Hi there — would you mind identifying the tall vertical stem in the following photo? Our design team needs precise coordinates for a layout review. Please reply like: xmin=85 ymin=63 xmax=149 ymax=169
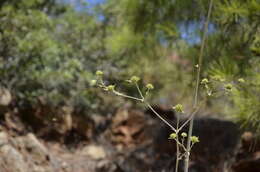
xmin=175 ymin=114 xmax=180 ymax=172
xmin=184 ymin=0 xmax=214 ymax=172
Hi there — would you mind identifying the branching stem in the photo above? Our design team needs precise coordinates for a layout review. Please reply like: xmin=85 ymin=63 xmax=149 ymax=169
xmin=112 ymin=83 xmax=177 ymax=132
xmin=146 ymin=103 xmax=177 ymax=132
xmin=135 ymin=83 xmax=144 ymax=100
xmin=113 ymin=91 xmax=144 ymax=101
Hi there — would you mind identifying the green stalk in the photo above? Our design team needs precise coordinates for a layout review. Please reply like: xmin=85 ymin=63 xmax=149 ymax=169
xmin=184 ymin=0 xmax=214 ymax=172
xmin=175 ymin=113 xmax=180 ymax=172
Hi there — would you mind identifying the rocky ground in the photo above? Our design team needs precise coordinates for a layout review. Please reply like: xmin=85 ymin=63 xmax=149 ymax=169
xmin=0 ymin=106 xmax=260 ymax=172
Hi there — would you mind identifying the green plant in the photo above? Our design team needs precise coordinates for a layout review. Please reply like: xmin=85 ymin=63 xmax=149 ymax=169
xmin=94 ymin=73 xmax=200 ymax=172
xmin=93 ymin=70 xmax=236 ymax=172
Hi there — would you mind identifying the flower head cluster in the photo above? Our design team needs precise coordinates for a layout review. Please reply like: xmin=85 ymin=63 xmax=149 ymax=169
xmin=106 ymin=85 xmax=115 ymax=91
xmin=146 ymin=83 xmax=154 ymax=90
xmin=90 ymin=79 xmax=97 ymax=86
xmin=172 ymin=104 xmax=184 ymax=113
xmin=181 ymin=132 xmax=187 ymax=138
xmin=130 ymin=76 xmax=140 ymax=83
xmin=169 ymin=133 xmax=177 ymax=139
xmin=190 ymin=136 xmax=199 ymax=143
xmin=201 ymin=78 xmax=209 ymax=85
xmin=96 ymin=70 xmax=103 ymax=76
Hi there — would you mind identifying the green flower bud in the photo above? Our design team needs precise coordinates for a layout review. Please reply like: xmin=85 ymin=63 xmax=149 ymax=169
xmin=107 ymin=85 xmax=115 ymax=91
xmin=190 ymin=136 xmax=199 ymax=143
xmin=201 ymin=78 xmax=209 ymax=85
xmin=90 ymin=80 xmax=97 ymax=86
xmin=172 ymin=104 xmax=184 ymax=113
xmin=181 ymin=132 xmax=187 ymax=138
xmin=96 ymin=70 xmax=103 ymax=76
xmin=146 ymin=83 xmax=154 ymax=90
xmin=169 ymin=133 xmax=177 ymax=139
xmin=130 ymin=76 xmax=140 ymax=83
xmin=238 ymin=78 xmax=245 ymax=83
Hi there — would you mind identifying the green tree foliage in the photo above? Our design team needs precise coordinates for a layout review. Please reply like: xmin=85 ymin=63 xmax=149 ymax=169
xmin=0 ymin=0 xmax=104 ymax=110
xmin=207 ymin=0 xmax=260 ymax=135
xmin=231 ymin=58 xmax=260 ymax=136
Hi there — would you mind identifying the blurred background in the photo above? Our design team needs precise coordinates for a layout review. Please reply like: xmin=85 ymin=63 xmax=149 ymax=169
xmin=1 ymin=0 xmax=259 ymax=133
xmin=0 ymin=0 xmax=259 ymax=172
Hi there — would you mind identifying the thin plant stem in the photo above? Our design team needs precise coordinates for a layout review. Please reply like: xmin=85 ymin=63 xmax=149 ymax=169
xmin=112 ymin=84 xmax=177 ymax=132
xmin=184 ymin=0 xmax=214 ymax=172
xmin=178 ymin=106 xmax=201 ymax=132
xmin=175 ymin=113 xmax=180 ymax=172
xmin=113 ymin=90 xmax=144 ymax=101
xmin=179 ymin=152 xmax=187 ymax=160
xmin=134 ymin=83 xmax=177 ymax=132
xmin=135 ymin=83 xmax=144 ymax=100
xmin=146 ymin=103 xmax=177 ymax=132
xmin=175 ymin=138 xmax=187 ymax=152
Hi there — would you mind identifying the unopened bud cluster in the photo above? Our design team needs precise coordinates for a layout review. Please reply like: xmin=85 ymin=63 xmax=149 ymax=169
xmin=190 ymin=136 xmax=199 ymax=143
xmin=169 ymin=133 xmax=177 ymax=139
xmin=96 ymin=70 xmax=103 ymax=76
xmin=130 ymin=76 xmax=140 ymax=83
xmin=181 ymin=132 xmax=187 ymax=138
xmin=172 ymin=104 xmax=184 ymax=113
xmin=169 ymin=132 xmax=199 ymax=143
xmin=107 ymin=85 xmax=115 ymax=91
xmin=201 ymin=78 xmax=209 ymax=85
xmin=146 ymin=83 xmax=154 ymax=90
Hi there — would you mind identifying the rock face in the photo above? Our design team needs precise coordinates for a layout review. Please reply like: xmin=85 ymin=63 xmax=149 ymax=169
xmin=0 ymin=87 xmax=11 ymax=106
xmin=108 ymin=108 xmax=152 ymax=149
xmin=80 ymin=145 xmax=107 ymax=160
xmin=0 ymin=132 xmax=53 ymax=172
xmin=19 ymin=105 xmax=95 ymax=144
xmin=232 ymin=132 xmax=260 ymax=172
xmin=0 ymin=106 xmax=259 ymax=172
xmin=0 ymin=144 xmax=28 ymax=172
xmin=0 ymin=87 xmax=12 ymax=116
xmin=0 ymin=131 xmax=109 ymax=172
